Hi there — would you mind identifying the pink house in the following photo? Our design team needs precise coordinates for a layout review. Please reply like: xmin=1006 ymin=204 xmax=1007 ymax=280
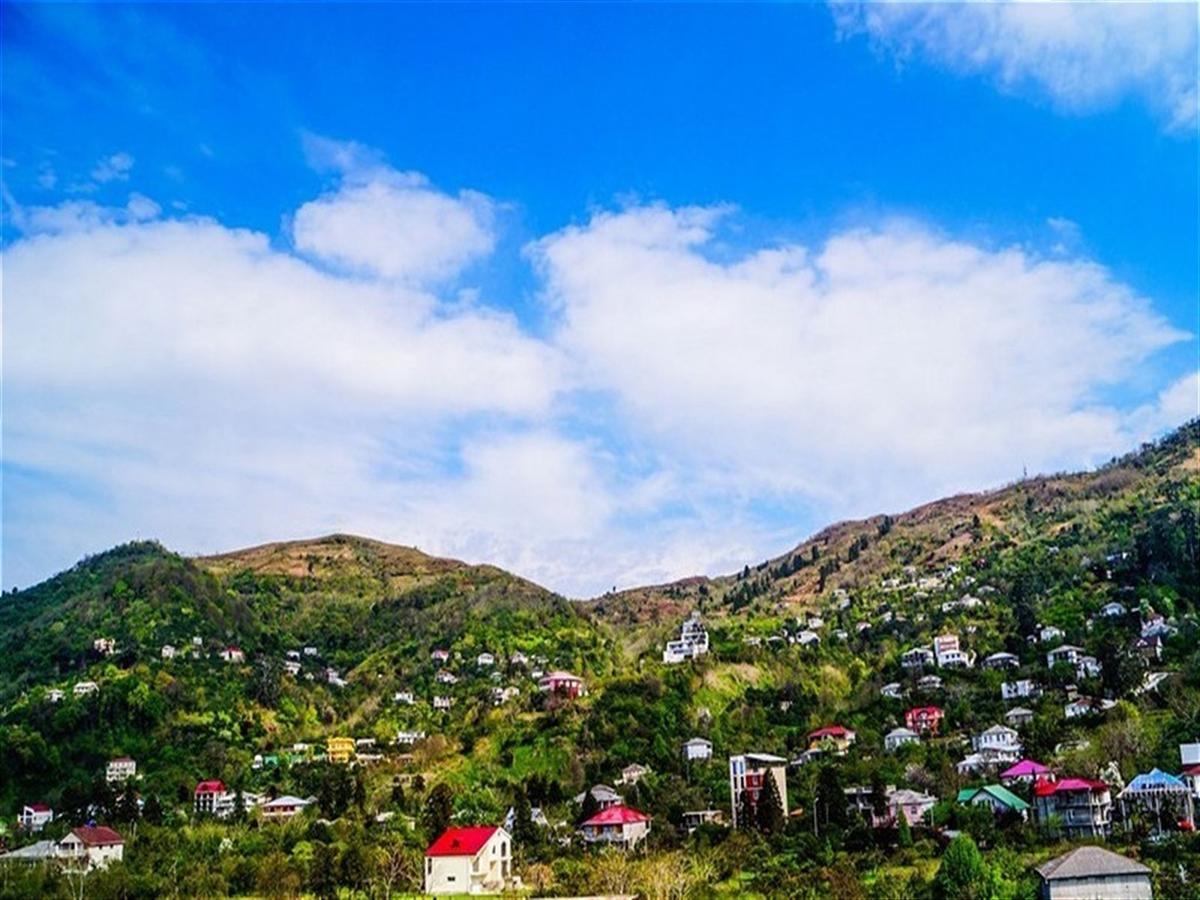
xmin=1001 ymin=759 xmax=1054 ymax=786
xmin=904 ymin=706 xmax=945 ymax=735
xmin=538 ymin=671 xmax=586 ymax=698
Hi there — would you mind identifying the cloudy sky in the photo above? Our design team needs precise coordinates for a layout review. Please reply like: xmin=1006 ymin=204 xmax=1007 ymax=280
xmin=2 ymin=3 xmax=1197 ymax=596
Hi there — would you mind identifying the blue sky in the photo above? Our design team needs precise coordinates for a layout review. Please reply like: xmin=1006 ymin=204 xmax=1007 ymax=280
xmin=2 ymin=2 xmax=1198 ymax=595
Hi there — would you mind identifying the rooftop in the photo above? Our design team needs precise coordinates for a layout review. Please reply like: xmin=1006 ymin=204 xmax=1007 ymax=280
xmin=426 ymin=826 xmax=500 ymax=858
xmin=1036 ymin=846 xmax=1149 ymax=881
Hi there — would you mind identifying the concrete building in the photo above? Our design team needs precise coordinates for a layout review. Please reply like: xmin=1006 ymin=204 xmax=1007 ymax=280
xmin=1035 ymin=846 xmax=1151 ymax=900
xmin=728 ymin=753 xmax=788 ymax=828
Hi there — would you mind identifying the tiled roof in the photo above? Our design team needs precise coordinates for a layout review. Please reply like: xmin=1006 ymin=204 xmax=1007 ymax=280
xmin=71 ymin=826 xmax=124 ymax=846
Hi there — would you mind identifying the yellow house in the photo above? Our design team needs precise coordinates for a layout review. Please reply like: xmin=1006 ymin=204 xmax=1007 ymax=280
xmin=326 ymin=737 xmax=356 ymax=764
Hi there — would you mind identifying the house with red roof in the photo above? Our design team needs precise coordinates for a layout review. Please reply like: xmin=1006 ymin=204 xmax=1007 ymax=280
xmin=18 ymin=804 xmax=53 ymax=832
xmin=807 ymin=725 xmax=857 ymax=755
xmin=58 ymin=826 xmax=125 ymax=871
xmin=424 ymin=825 xmax=511 ymax=895
xmin=194 ymin=779 xmax=229 ymax=816
xmin=579 ymin=804 xmax=652 ymax=849
xmin=1034 ymin=777 xmax=1113 ymax=837
xmin=538 ymin=671 xmax=586 ymax=699
xmin=904 ymin=706 xmax=944 ymax=735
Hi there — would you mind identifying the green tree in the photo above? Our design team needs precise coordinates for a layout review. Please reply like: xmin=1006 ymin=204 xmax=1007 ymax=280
xmin=756 ymin=773 xmax=785 ymax=835
xmin=932 ymin=834 xmax=987 ymax=899
xmin=310 ymin=842 xmax=339 ymax=900
xmin=512 ymin=784 xmax=537 ymax=849
xmin=423 ymin=782 xmax=454 ymax=838
xmin=896 ymin=811 xmax=912 ymax=848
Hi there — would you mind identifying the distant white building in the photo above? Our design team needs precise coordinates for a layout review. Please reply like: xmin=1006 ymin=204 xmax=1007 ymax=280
xmin=160 ymin=644 xmax=177 ymax=660
xmin=477 ymin=652 xmax=495 ymax=668
xmin=73 ymin=681 xmax=99 ymax=697
xmin=683 ymin=738 xmax=713 ymax=762
xmin=982 ymin=652 xmax=1019 ymax=670
xmin=901 ymin=647 xmax=935 ymax=670
xmin=795 ymin=630 xmax=820 ymax=647
xmin=1047 ymin=645 xmax=1083 ymax=668
xmin=1039 ymin=625 xmax=1064 ymax=643
xmin=106 ymin=757 xmax=137 ymax=784
xmin=394 ymin=691 xmax=415 ymax=705
xmin=47 ymin=689 xmax=64 ymax=703
xmin=1065 ymin=697 xmax=1116 ymax=719
xmin=663 ymin=612 xmax=710 ymax=664
xmin=880 ymin=682 xmax=904 ymax=699
xmin=1001 ymin=679 xmax=1038 ymax=700
xmin=396 ymin=730 xmax=427 ymax=744
xmin=93 ymin=638 xmax=116 ymax=656
xmin=884 ymin=727 xmax=920 ymax=752
xmin=434 ymin=696 xmax=453 ymax=711
xmin=973 ymin=725 xmax=1022 ymax=760
xmin=1099 ymin=602 xmax=1127 ymax=618
xmin=18 ymin=805 xmax=53 ymax=831
xmin=220 ymin=646 xmax=245 ymax=663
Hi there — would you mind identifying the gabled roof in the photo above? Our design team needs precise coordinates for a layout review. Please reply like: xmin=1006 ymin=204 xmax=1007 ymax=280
xmin=1036 ymin=846 xmax=1149 ymax=881
xmin=426 ymin=826 xmax=500 ymax=857
xmin=70 ymin=826 xmax=124 ymax=846
xmin=1120 ymin=768 xmax=1189 ymax=796
xmin=906 ymin=706 xmax=943 ymax=716
xmin=809 ymin=725 xmax=854 ymax=739
xmin=1001 ymin=759 xmax=1050 ymax=778
xmin=957 ymin=784 xmax=1030 ymax=811
xmin=581 ymin=804 xmax=651 ymax=826
xmin=24 ymin=803 xmax=52 ymax=812
xmin=263 ymin=795 xmax=311 ymax=808
xmin=195 ymin=780 xmax=226 ymax=794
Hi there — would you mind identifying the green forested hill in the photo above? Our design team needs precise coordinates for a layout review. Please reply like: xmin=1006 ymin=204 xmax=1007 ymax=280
xmin=1 ymin=425 xmax=1198 ymax=899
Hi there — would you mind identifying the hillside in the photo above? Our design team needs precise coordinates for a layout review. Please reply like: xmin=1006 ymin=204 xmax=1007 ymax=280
xmin=588 ymin=420 xmax=1200 ymax=632
xmin=1 ymin=423 xmax=1197 ymax=898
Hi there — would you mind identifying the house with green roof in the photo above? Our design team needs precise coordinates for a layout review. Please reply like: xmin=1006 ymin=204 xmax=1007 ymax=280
xmin=957 ymin=784 xmax=1030 ymax=819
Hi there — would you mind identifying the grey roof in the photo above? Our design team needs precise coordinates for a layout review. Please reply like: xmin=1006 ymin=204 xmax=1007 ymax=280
xmin=1036 ymin=846 xmax=1150 ymax=881
xmin=0 ymin=840 xmax=57 ymax=861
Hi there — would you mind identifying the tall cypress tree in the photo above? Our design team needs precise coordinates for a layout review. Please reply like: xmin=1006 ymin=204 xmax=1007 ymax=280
xmin=756 ymin=774 xmax=785 ymax=835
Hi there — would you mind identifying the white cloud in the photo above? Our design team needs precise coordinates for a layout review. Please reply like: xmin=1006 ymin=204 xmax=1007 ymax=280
xmin=292 ymin=146 xmax=496 ymax=284
xmin=833 ymin=1 xmax=1199 ymax=132
xmin=91 ymin=151 xmax=135 ymax=183
xmin=531 ymin=205 xmax=1189 ymax=517
xmin=2 ymin=170 xmax=1194 ymax=597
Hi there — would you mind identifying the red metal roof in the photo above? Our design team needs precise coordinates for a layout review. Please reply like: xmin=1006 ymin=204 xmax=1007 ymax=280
xmin=194 ymin=780 xmax=226 ymax=794
xmin=71 ymin=826 xmax=124 ymax=846
xmin=809 ymin=725 xmax=853 ymax=739
xmin=1035 ymin=777 xmax=1107 ymax=797
xmin=581 ymin=804 xmax=651 ymax=826
xmin=425 ymin=826 xmax=499 ymax=857
xmin=906 ymin=706 xmax=943 ymax=717
xmin=26 ymin=803 xmax=51 ymax=812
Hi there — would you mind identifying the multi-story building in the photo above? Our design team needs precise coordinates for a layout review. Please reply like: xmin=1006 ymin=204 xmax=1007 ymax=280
xmin=1034 ymin=778 xmax=1113 ymax=837
xmin=326 ymin=736 xmax=356 ymax=764
xmin=728 ymin=753 xmax=788 ymax=828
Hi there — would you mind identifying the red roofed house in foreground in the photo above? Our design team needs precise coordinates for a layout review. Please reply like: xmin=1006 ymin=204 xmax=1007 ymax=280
xmin=579 ymin=804 xmax=652 ymax=849
xmin=424 ymin=825 xmax=511 ymax=895
xmin=58 ymin=826 xmax=125 ymax=871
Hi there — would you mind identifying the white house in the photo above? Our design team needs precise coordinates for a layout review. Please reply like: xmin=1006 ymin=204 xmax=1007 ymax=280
xmin=1046 ymin=645 xmax=1083 ymax=668
xmin=884 ymin=727 xmax=920 ymax=752
xmin=982 ymin=652 xmax=1019 ymax=670
xmin=73 ymin=681 xmax=99 ymax=697
xmin=1065 ymin=697 xmax=1116 ymax=719
xmin=18 ymin=804 xmax=53 ymax=831
xmin=93 ymin=638 xmax=116 ymax=656
xmin=579 ymin=805 xmax=652 ymax=849
xmin=57 ymin=826 xmax=125 ymax=871
xmin=492 ymin=686 xmax=520 ymax=706
xmin=1001 ymin=679 xmax=1038 ymax=700
xmin=916 ymin=674 xmax=943 ymax=692
xmin=880 ymin=682 xmax=904 ymax=699
xmin=436 ymin=670 xmax=459 ymax=685
xmin=1075 ymin=656 xmax=1102 ymax=679
xmin=973 ymin=725 xmax=1022 ymax=758
xmin=617 ymin=763 xmax=650 ymax=786
xmin=47 ymin=689 xmax=64 ymax=703
xmin=220 ymin=646 xmax=245 ymax=663
xmin=1099 ymin=602 xmax=1127 ymax=618
xmin=477 ymin=653 xmax=495 ymax=667
xmin=1039 ymin=625 xmax=1064 ymax=643
xmin=397 ymin=730 xmax=427 ymax=744
xmin=303 ymin=645 xmax=319 ymax=656
xmin=901 ymin=647 xmax=935 ymax=669
xmin=795 ymin=630 xmax=820 ymax=647
xmin=394 ymin=691 xmax=415 ymax=705
xmin=161 ymin=644 xmax=177 ymax=660
xmin=283 ymin=660 xmax=301 ymax=676
xmin=434 ymin=696 xmax=453 ymax=710
xmin=424 ymin=826 xmax=511 ymax=895
xmin=106 ymin=757 xmax=137 ymax=784
xmin=684 ymin=737 xmax=713 ymax=762
xmin=1005 ymin=707 xmax=1035 ymax=728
